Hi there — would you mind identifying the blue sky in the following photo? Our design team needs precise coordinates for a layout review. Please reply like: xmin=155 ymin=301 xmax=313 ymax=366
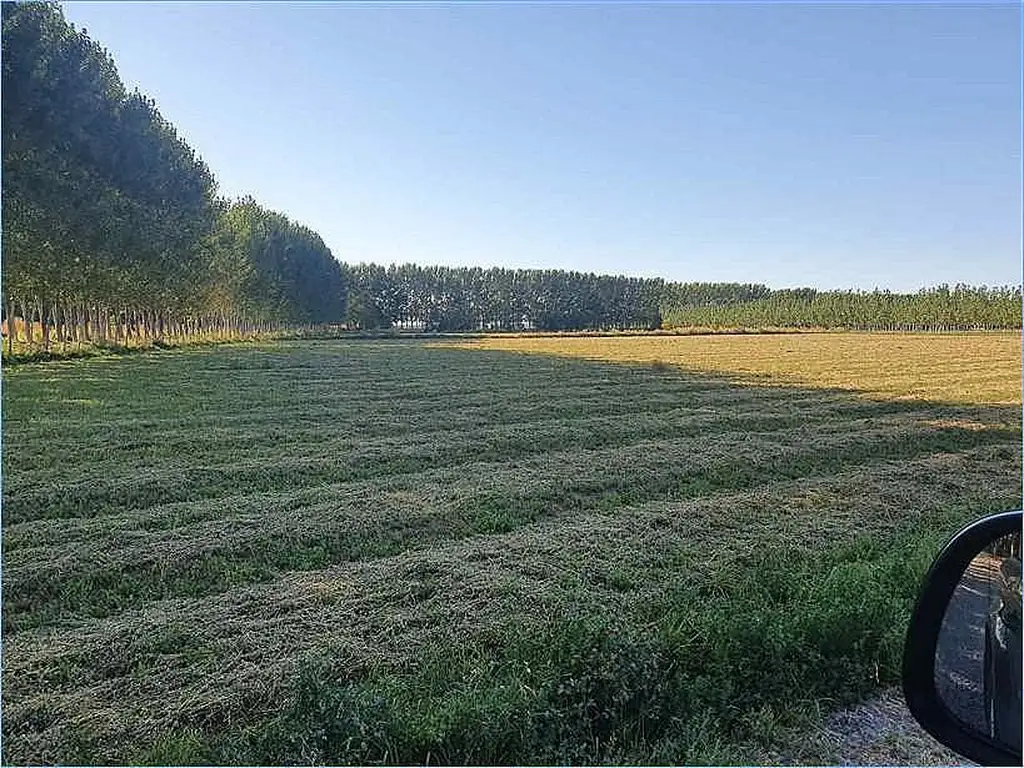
xmin=61 ymin=1 xmax=1021 ymax=291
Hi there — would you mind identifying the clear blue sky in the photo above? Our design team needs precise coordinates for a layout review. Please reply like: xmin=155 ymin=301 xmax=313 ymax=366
xmin=61 ymin=1 xmax=1021 ymax=291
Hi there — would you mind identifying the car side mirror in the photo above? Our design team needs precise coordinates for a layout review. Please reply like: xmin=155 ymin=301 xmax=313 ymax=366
xmin=904 ymin=509 xmax=1022 ymax=766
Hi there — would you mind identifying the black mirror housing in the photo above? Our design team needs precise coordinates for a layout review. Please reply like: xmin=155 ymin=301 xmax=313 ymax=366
xmin=903 ymin=509 xmax=1023 ymax=766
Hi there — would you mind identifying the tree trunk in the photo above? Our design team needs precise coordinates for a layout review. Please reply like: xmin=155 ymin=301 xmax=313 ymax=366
xmin=66 ymin=302 xmax=75 ymax=347
xmin=82 ymin=303 xmax=92 ymax=343
xmin=5 ymin=300 xmax=13 ymax=355
xmin=39 ymin=298 xmax=50 ymax=351
xmin=62 ymin=300 xmax=71 ymax=351
xmin=53 ymin=300 xmax=61 ymax=351
xmin=18 ymin=301 xmax=28 ymax=344
xmin=55 ymin=300 xmax=65 ymax=352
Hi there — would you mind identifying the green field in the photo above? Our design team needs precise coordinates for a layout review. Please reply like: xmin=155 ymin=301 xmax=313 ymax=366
xmin=2 ymin=338 xmax=1021 ymax=764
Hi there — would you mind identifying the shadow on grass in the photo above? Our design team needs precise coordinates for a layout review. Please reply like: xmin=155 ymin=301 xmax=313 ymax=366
xmin=0 ymin=337 xmax=259 ymax=366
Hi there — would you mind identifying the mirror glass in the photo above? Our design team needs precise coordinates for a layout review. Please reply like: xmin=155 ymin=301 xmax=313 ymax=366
xmin=935 ymin=531 xmax=1022 ymax=754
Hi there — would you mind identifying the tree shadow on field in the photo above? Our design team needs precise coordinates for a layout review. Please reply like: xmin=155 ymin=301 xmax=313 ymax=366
xmin=438 ymin=341 xmax=1023 ymax=432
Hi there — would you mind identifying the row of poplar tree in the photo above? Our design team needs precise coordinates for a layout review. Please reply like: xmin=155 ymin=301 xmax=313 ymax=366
xmin=343 ymin=271 xmax=1020 ymax=332
xmin=2 ymin=1 xmax=1019 ymax=352
xmin=343 ymin=264 xmax=664 ymax=331
xmin=1 ymin=1 xmax=344 ymax=352
xmin=659 ymin=284 xmax=1023 ymax=332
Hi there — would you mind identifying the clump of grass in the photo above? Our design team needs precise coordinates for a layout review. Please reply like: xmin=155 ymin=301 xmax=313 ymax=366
xmin=136 ymin=729 xmax=214 ymax=766
xmin=165 ymin=525 xmax=949 ymax=766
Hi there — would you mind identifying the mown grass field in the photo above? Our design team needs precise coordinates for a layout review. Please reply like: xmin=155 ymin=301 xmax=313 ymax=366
xmin=2 ymin=333 xmax=1021 ymax=764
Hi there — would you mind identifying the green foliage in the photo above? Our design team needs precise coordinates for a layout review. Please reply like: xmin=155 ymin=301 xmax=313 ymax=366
xmin=2 ymin=1 xmax=216 ymax=309
xmin=213 ymin=197 xmax=345 ymax=324
xmin=342 ymin=263 xmax=665 ymax=331
xmin=340 ymin=265 xmax=1020 ymax=334
xmin=661 ymin=284 xmax=1023 ymax=331
xmin=1 ymin=2 xmax=345 ymax=354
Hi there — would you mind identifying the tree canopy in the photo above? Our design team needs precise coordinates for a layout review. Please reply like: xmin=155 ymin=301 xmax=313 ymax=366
xmin=660 ymin=284 xmax=1022 ymax=331
xmin=343 ymin=264 xmax=664 ymax=331
xmin=1 ymin=1 xmax=345 ymax=350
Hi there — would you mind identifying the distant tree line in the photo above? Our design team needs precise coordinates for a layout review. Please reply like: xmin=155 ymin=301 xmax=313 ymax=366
xmin=342 ymin=264 xmax=664 ymax=331
xmin=2 ymin=1 xmax=1019 ymax=356
xmin=1 ymin=1 xmax=344 ymax=353
xmin=660 ymin=285 xmax=1023 ymax=331
xmin=341 ymin=270 xmax=1021 ymax=333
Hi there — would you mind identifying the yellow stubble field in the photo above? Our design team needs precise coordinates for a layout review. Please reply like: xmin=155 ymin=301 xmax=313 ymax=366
xmin=443 ymin=332 xmax=1022 ymax=406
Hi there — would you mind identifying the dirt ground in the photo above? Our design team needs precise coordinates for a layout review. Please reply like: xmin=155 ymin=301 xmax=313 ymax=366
xmin=760 ymin=687 xmax=976 ymax=765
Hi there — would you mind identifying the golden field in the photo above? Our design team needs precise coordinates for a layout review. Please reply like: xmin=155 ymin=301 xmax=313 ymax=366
xmin=442 ymin=332 xmax=1022 ymax=406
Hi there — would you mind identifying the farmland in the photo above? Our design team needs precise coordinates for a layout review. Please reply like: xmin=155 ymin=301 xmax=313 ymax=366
xmin=2 ymin=333 xmax=1021 ymax=764
xmin=446 ymin=331 xmax=1023 ymax=405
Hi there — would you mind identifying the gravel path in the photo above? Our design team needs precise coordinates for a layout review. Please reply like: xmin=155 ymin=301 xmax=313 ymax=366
xmin=757 ymin=688 xmax=977 ymax=765
xmin=820 ymin=688 xmax=977 ymax=765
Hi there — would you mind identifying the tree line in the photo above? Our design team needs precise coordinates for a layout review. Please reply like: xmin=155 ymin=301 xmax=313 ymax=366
xmin=1 ymin=1 xmax=344 ymax=354
xmin=342 ymin=264 xmax=664 ymax=331
xmin=660 ymin=285 xmax=1022 ymax=332
xmin=340 ymin=269 xmax=1020 ymax=333
xmin=2 ymin=1 xmax=1019 ymax=356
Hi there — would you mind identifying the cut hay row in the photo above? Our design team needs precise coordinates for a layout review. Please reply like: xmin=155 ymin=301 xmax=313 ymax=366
xmin=3 ymin=444 xmax=1019 ymax=764
xmin=6 ymin=417 xmax=1015 ymax=631
xmin=3 ymin=395 xmax=918 ymax=500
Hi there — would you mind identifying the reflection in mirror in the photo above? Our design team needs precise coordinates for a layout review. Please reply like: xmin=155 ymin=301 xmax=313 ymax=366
xmin=935 ymin=531 xmax=1022 ymax=755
